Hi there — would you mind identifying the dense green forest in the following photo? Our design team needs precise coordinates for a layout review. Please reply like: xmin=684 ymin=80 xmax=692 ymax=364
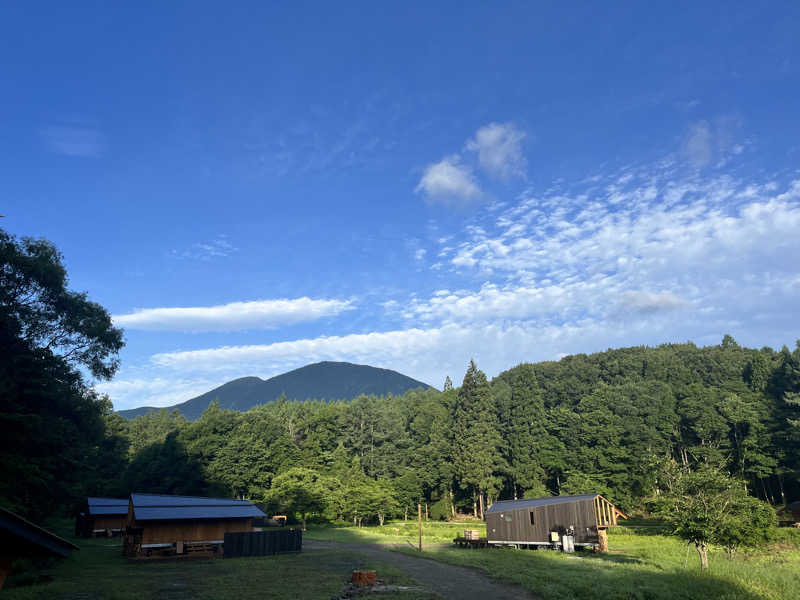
xmin=106 ymin=339 xmax=800 ymax=523
xmin=2 ymin=228 xmax=800 ymax=526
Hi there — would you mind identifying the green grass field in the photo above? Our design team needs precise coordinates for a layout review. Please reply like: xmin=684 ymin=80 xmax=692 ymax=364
xmin=310 ymin=520 xmax=800 ymax=600
xmin=7 ymin=520 xmax=799 ymax=599
xmin=305 ymin=520 xmax=484 ymax=546
xmin=3 ymin=524 xmax=436 ymax=600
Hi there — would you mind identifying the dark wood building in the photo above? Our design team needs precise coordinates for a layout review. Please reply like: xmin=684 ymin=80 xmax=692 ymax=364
xmin=486 ymin=494 xmax=624 ymax=548
xmin=786 ymin=501 xmax=800 ymax=525
xmin=124 ymin=493 xmax=266 ymax=558
xmin=0 ymin=508 xmax=79 ymax=590
xmin=76 ymin=497 xmax=129 ymax=537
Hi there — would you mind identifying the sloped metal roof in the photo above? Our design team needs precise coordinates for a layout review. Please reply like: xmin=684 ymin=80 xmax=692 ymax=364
xmin=87 ymin=497 xmax=128 ymax=516
xmin=130 ymin=494 xmax=265 ymax=521
xmin=487 ymin=494 xmax=598 ymax=514
xmin=0 ymin=508 xmax=80 ymax=557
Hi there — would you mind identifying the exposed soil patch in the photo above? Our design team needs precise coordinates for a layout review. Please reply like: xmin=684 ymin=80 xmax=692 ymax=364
xmin=307 ymin=540 xmax=538 ymax=600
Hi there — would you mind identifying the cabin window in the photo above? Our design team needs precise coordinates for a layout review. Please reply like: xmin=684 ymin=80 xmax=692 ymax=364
xmin=504 ymin=514 xmax=513 ymax=522
xmin=529 ymin=512 xmax=535 ymax=525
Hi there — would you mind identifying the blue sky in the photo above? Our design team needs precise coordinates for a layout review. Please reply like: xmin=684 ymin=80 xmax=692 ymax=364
xmin=2 ymin=2 xmax=799 ymax=409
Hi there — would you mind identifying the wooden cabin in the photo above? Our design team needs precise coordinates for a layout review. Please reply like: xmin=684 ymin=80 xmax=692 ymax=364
xmin=123 ymin=493 xmax=266 ymax=558
xmin=0 ymin=508 xmax=79 ymax=590
xmin=76 ymin=497 xmax=128 ymax=537
xmin=786 ymin=501 xmax=800 ymax=525
xmin=486 ymin=493 xmax=625 ymax=549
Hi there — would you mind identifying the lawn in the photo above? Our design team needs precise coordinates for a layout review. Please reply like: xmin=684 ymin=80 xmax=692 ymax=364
xmin=305 ymin=520 xmax=485 ymax=547
xmin=308 ymin=520 xmax=800 ymax=600
xmin=394 ymin=526 xmax=800 ymax=600
xmin=3 ymin=525 xmax=438 ymax=600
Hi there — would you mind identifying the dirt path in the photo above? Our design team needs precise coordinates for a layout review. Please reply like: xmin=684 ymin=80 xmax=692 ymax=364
xmin=305 ymin=540 xmax=537 ymax=600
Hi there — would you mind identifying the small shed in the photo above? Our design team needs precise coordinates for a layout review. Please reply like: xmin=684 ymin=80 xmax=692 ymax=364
xmin=124 ymin=493 xmax=266 ymax=558
xmin=486 ymin=494 xmax=624 ymax=548
xmin=786 ymin=501 xmax=800 ymax=525
xmin=76 ymin=497 xmax=129 ymax=537
xmin=0 ymin=508 xmax=79 ymax=590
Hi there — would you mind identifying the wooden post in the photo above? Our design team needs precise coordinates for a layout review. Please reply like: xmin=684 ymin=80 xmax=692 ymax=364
xmin=417 ymin=503 xmax=422 ymax=552
xmin=598 ymin=528 xmax=608 ymax=553
xmin=0 ymin=556 xmax=13 ymax=592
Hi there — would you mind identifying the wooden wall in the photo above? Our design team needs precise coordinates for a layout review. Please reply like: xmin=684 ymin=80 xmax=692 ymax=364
xmin=135 ymin=518 xmax=253 ymax=544
xmin=487 ymin=497 xmax=599 ymax=544
xmin=93 ymin=516 xmax=127 ymax=531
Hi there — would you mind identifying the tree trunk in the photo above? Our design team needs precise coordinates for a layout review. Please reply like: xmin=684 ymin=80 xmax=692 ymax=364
xmin=449 ymin=488 xmax=455 ymax=519
xmin=302 ymin=517 xmax=307 ymax=531
xmin=597 ymin=528 xmax=608 ymax=553
xmin=404 ymin=507 xmax=408 ymax=522
xmin=425 ymin=503 xmax=428 ymax=521
xmin=378 ymin=513 xmax=385 ymax=526
xmin=472 ymin=498 xmax=477 ymax=519
xmin=696 ymin=543 xmax=709 ymax=570
xmin=777 ymin=474 xmax=786 ymax=505
xmin=478 ymin=490 xmax=485 ymax=521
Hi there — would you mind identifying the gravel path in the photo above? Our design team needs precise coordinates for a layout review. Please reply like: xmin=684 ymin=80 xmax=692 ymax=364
xmin=306 ymin=540 xmax=537 ymax=600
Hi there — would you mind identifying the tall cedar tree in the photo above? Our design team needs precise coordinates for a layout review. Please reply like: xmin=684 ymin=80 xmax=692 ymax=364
xmin=451 ymin=360 xmax=504 ymax=519
xmin=494 ymin=364 xmax=548 ymax=498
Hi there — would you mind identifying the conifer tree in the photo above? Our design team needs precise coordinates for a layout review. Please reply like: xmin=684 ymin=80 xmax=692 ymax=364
xmin=495 ymin=364 xmax=549 ymax=498
xmin=451 ymin=360 xmax=504 ymax=519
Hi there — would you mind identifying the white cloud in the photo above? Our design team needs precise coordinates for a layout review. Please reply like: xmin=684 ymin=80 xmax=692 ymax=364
xmin=466 ymin=122 xmax=527 ymax=179
xmin=619 ymin=291 xmax=688 ymax=313
xmin=684 ymin=121 xmax=713 ymax=167
xmin=114 ymin=297 xmax=354 ymax=332
xmin=415 ymin=156 xmax=481 ymax=201
xmin=171 ymin=235 xmax=238 ymax=260
xmin=108 ymin=160 xmax=800 ymax=410
xmin=41 ymin=126 xmax=105 ymax=157
xmin=683 ymin=116 xmax=744 ymax=168
xmin=97 ymin=377 xmax=227 ymax=410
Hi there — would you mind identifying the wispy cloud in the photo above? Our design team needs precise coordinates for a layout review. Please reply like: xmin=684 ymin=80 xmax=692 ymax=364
xmin=465 ymin=122 xmax=527 ymax=180
xmin=114 ymin=297 xmax=354 ymax=332
xmin=619 ymin=290 xmax=687 ymax=313
xmin=683 ymin=116 xmax=745 ymax=168
xmin=415 ymin=156 xmax=481 ymax=202
xmin=41 ymin=125 xmax=105 ymax=157
xmin=170 ymin=235 xmax=238 ymax=260
xmin=108 ymin=154 xmax=800 ymax=410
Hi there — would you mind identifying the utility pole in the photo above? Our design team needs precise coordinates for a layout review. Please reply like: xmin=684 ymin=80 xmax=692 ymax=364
xmin=417 ymin=503 xmax=422 ymax=552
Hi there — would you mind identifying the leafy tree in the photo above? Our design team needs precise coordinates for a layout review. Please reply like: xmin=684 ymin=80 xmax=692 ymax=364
xmin=716 ymin=493 xmax=775 ymax=558
xmin=651 ymin=463 xmax=773 ymax=569
xmin=0 ymin=229 xmax=123 ymax=519
xmin=266 ymin=467 xmax=329 ymax=529
xmin=123 ymin=431 xmax=207 ymax=496
xmin=443 ymin=376 xmax=453 ymax=391
xmin=0 ymin=230 xmax=123 ymax=378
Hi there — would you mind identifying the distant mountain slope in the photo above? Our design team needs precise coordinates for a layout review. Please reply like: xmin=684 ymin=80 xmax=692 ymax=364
xmin=118 ymin=361 xmax=432 ymax=420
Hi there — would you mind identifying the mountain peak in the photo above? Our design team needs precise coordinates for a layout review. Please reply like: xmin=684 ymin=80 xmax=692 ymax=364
xmin=118 ymin=362 xmax=431 ymax=420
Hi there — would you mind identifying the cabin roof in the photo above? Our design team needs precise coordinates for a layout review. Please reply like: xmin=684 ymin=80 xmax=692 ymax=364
xmin=130 ymin=493 xmax=266 ymax=521
xmin=487 ymin=494 xmax=599 ymax=514
xmin=786 ymin=500 xmax=800 ymax=510
xmin=0 ymin=507 xmax=79 ymax=557
xmin=87 ymin=497 xmax=129 ymax=516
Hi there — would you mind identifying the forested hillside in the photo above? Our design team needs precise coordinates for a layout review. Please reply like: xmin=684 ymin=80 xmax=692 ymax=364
xmin=118 ymin=362 xmax=432 ymax=420
xmin=106 ymin=337 xmax=800 ymax=521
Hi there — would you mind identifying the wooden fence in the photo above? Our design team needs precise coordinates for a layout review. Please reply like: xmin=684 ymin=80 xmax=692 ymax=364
xmin=223 ymin=529 xmax=302 ymax=558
